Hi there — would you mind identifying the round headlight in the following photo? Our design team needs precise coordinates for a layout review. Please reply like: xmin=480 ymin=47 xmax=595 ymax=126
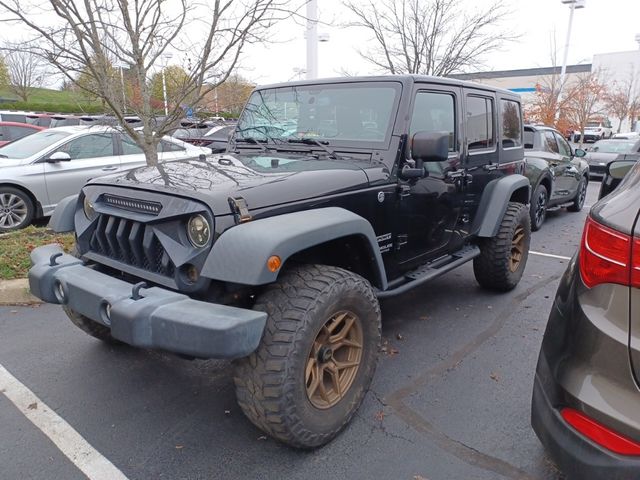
xmin=83 ymin=196 xmax=96 ymax=220
xmin=187 ymin=214 xmax=210 ymax=248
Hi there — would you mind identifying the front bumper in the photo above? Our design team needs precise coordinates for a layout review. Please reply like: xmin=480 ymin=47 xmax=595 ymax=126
xmin=28 ymin=244 xmax=267 ymax=359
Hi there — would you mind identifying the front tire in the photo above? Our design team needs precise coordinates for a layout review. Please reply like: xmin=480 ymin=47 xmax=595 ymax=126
xmin=529 ymin=184 xmax=548 ymax=231
xmin=233 ymin=264 xmax=381 ymax=449
xmin=0 ymin=187 xmax=34 ymax=232
xmin=567 ymin=176 xmax=587 ymax=212
xmin=473 ymin=202 xmax=531 ymax=292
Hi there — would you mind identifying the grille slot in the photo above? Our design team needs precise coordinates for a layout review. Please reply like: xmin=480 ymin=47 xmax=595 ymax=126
xmin=89 ymin=215 xmax=175 ymax=277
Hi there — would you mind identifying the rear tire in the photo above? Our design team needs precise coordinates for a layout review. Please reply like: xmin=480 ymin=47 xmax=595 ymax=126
xmin=567 ymin=176 xmax=587 ymax=212
xmin=233 ymin=264 xmax=381 ymax=449
xmin=473 ymin=202 xmax=531 ymax=292
xmin=529 ymin=184 xmax=548 ymax=232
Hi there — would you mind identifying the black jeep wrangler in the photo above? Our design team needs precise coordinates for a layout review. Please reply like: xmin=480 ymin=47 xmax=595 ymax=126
xmin=29 ymin=75 xmax=531 ymax=449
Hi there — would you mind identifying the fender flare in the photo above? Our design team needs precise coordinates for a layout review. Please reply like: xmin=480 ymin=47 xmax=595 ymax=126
xmin=49 ymin=194 xmax=79 ymax=232
xmin=201 ymin=207 xmax=388 ymax=289
xmin=471 ymin=174 xmax=530 ymax=238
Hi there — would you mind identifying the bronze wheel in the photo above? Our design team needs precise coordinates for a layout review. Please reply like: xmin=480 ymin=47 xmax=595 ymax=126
xmin=510 ymin=225 xmax=525 ymax=272
xmin=233 ymin=264 xmax=381 ymax=448
xmin=305 ymin=310 xmax=363 ymax=409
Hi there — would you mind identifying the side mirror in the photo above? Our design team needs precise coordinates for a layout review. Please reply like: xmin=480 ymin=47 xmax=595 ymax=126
xmin=46 ymin=151 xmax=71 ymax=163
xmin=607 ymin=160 xmax=636 ymax=180
xmin=412 ymin=131 xmax=449 ymax=163
xmin=574 ymin=148 xmax=586 ymax=158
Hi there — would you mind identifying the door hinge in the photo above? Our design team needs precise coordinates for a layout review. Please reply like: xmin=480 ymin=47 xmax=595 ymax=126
xmin=398 ymin=184 xmax=411 ymax=198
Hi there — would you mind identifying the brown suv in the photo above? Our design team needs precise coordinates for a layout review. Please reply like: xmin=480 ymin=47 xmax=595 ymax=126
xmin=531 ymin=160 xmax=640 ymax=478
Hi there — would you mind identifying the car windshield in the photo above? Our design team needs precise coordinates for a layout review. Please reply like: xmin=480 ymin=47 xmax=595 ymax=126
xmin=591 ymin=140 xmax=637 ymax=154
xmin=236 ymin=82 xmax=401 ymax=144
xmin=0 ymin=130 xmax=71 ymax=160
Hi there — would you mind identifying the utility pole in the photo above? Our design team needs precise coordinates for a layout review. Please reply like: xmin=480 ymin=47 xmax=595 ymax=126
xmin=306 ymin=0 xmax=318 ymax=80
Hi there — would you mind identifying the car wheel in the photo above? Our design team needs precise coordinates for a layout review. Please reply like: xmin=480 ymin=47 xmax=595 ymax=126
xmin=530 ymin=184 xmax=548 ymax=232
xmin=233 ymin=264 xmax=381 ymax=449
xmin=0 ymin=187 xmax=35 ymax=232
xmin=568 ymin=176 xmax=588 ymax=212
xmin=473 ymin=202 xmax=531 ymax=292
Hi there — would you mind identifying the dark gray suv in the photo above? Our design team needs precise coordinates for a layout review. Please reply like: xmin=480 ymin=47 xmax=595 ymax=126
xmin=531 ymin=161 xmax=640 ymax=478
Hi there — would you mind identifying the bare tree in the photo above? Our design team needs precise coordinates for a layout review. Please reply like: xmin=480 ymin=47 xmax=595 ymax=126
xmin=604 ymin=68 xmax=640 ymax=133
xmin=343 ymin=0 xmax=514 ymax=76
xmin=565 ymin=72 xmax=608 ymax=145
xmin=2 ymin=47 xmax=46 ymax=102
xmin=0 ymin=0 xmax=298 ymax=166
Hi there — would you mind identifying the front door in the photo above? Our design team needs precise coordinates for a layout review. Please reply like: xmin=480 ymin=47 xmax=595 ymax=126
xmin=43 ymin=132 xmax=118 ymax=206
xmin=396 ymin=86 xmax=464 ymax=265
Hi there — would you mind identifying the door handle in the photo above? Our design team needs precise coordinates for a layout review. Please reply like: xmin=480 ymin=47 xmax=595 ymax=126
xmin=102 ymin=166 xmax=118 ymax=171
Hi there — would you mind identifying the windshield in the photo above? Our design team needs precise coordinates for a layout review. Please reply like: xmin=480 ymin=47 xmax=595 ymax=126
xmin=0 ymin=130 xmax=72 ymax=160
xmin=591 ymin=140 xmax=637 ymax=154
xmin=236 ymin=82 xmax=401 ymax=144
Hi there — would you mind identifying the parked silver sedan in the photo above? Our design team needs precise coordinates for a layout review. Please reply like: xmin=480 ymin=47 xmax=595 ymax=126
xmin=0 ymin=126 xmax=211 ymax=231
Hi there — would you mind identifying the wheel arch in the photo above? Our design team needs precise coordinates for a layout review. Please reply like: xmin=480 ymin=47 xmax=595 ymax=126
xmin=471 ymin=174 xmax=531 ymax=238
xmin=201 ymin=207 xmax=388 ymax=290
xmin=0 ymin=182 xmax=42 ymax=217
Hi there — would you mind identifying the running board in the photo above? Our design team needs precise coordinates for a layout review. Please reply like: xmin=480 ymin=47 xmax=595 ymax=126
xmin=546 ymin=201 xmax=574 ymax=212
xmin=376 ymin=245 xmax=480 ymax=299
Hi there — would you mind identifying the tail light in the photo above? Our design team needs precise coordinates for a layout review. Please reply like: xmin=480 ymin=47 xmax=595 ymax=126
xmin=579 ymin=216 xmax=639 ymax=288
xmin=561 ymin=408 xmax=640 ymax=455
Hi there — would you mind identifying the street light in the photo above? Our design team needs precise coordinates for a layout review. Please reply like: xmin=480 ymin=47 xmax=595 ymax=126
xmin=557 ymin=0 xmax=585 ymax=120
xmin=161 ymin=52 xmax=173 ymax=116
xmin=305 ymin=0 xmax=329 ymax=80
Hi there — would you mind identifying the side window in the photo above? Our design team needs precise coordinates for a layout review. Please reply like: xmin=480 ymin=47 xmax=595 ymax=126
xmin=121 ymin=135 xmax=144 ymax=155
xmin=61 ymin=134 xmax=114 ymax=160
xmin=466 ymin=95 xmax=495 ymax=151
xmin=409 ymin=91 xmax=456 ymax=152
xmin=543 ymin=131 xmax=559 ymax=154
xmin=160 ymin=140 xmax=186 ymax=152
xmin=500 ymin=99 xmax=522 ymax=148
xmin=554 ymin=133 xmax=571 ymax=157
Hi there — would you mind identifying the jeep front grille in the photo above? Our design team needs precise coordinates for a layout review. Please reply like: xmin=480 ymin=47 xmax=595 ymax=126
xmin=89 ymin=214 xmax=175 ymax=277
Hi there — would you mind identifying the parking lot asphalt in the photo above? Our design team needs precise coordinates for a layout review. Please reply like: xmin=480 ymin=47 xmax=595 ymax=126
xmin=0 ymin=183 xmax=599 ymax=480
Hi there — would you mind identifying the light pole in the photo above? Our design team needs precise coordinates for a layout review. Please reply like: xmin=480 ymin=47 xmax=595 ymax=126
xmin=557 ymin=0 xmax=585 ymax=121
xmin=161 ymin=53 xmax=173 ymax=116
xmin=305 ymin=0 xmax=329 ymax=80
xmin=117 ymin=63 xmax=126 ymax=113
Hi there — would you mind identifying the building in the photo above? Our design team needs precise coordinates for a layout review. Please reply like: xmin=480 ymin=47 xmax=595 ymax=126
xmin=451 ymin=48 xmax=640 ymax=133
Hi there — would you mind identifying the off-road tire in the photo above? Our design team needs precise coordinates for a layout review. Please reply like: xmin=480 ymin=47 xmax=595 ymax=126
xmin=529 ymin=184 xmax=548 ymax=231
xmin=63 ymin=306 xmax=121 ymax=344
xmin=473 ymin=202 xmax=531 ymax=292
xmin=567 ymin=176 xmax=587 ymax=212
xmin=233 ymin=264 xmax=381 ymax=449
xmin=63 ymin=243 xmax=120 ymax=344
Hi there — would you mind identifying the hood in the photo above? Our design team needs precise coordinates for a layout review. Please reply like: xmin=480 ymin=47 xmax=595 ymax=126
xmin=0 ymin=158 xmax=29 ymax=168
xmin=585 ymin=152 xmax=621 ymax=164
xmin=92 ymin=152 xmax=377 ymax=215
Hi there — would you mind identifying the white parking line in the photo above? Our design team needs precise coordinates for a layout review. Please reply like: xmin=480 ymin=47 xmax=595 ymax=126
xmin=0 ymin=364 xmax=128 ymax=480
xmin=530 ymin=250 xmax=572 ymax=261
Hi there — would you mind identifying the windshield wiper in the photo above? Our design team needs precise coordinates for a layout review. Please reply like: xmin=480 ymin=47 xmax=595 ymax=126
xmin=287 ymin=137 xmax=344 ymax=160
xmin=235 ymin=137 xmax=269 ymax=152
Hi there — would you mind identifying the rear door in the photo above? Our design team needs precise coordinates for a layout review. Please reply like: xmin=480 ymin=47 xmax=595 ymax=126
xmin=43 ymin=132 xmax=119 ymax=206
xmin=554 ymin=131 xmax=581 ymax=197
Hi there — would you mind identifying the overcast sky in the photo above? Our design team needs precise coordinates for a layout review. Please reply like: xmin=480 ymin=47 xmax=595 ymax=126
xmin=240 ymin=0 xmax=640 ymax=85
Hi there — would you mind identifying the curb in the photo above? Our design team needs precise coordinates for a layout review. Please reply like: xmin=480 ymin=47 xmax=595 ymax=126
xmin=0 ymin=278 xmax=42 ymax=306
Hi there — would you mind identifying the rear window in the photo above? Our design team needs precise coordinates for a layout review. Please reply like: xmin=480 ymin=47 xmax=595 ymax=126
xmin=524 ymin=129 xmax=535 ymax=149
xmin=501 ymin=99 xmax=522 ymax=148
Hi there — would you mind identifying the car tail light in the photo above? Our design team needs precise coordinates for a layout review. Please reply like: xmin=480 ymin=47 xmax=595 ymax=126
xmin=579 ymin=216 xmax=633 ymax=288
xmin=561 ymin=408 xmax=640 ymax=455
